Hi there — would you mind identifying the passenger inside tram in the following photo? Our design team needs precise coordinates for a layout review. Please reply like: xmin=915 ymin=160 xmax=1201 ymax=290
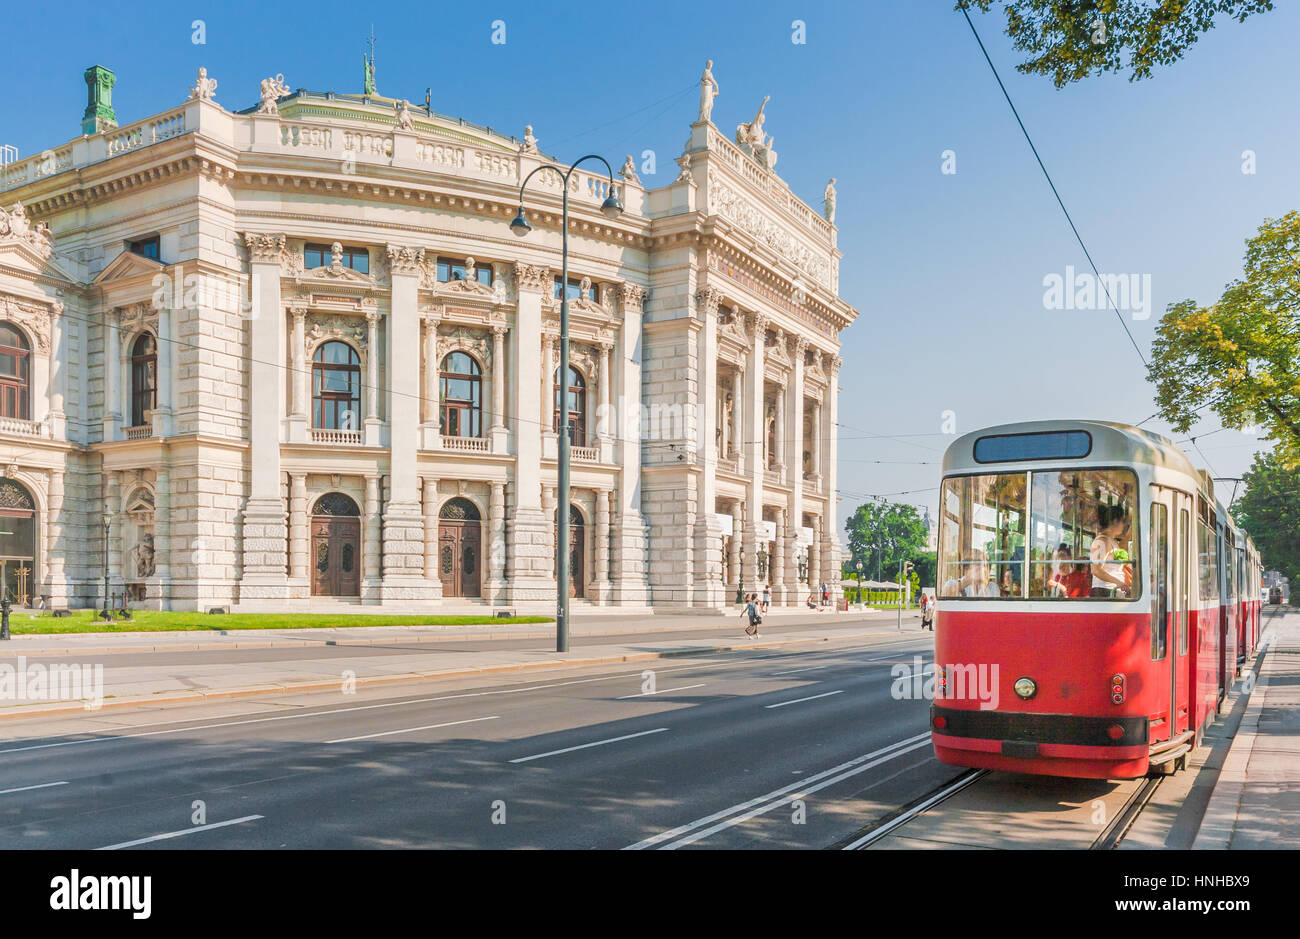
xmin=1089 ymin=503 xmax=1134 ymax=597
xmin=941 ymin=549 xmax=1001 ymax=597
xmin=1047 ymin=543 xmax=1091 ymax=598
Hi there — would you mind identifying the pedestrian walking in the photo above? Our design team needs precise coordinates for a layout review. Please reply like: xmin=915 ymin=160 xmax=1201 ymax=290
xmin=761 ymin=584 xmax=771 ymax=614
xmin=820 ymin=582 xmax=829 ymax=608
xmin=740 ymin=593 xmax=761 ymax=638
xmin=921 ymin=592 xmax=934 ymax=631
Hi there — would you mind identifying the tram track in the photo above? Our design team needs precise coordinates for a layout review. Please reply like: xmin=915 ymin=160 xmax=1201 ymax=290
xmin=838 ymin=769 xmax=987 ymax=850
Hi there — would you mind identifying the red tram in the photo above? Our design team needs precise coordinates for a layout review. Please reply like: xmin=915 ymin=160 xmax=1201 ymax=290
xmin=930 ymin=420 xmax=1262 ymax=779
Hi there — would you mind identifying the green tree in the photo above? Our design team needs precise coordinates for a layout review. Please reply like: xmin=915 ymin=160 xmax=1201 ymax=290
xmin=1149 ymin=212 xmax=1300 ymax=468
xmin=844 ymin=503 xmax=927 ymax=581
xmin=957 ymin=1 xmax=1275 ymax=88
xmin=913 ymin=550 xmax=938 ymax=589
xmin=1233 ymin=449 xmax=1300 ymax=587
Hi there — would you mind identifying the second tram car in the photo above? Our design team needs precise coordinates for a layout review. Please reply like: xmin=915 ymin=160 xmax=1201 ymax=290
xmin=930 ymin=420 xmax=1261 ymax=779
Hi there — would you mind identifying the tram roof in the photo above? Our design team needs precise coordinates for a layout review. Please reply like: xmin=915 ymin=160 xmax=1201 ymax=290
xmin=942 ymin=419 xmax=1205 ymax=483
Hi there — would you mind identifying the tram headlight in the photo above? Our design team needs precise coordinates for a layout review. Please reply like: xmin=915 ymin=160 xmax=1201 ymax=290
xmin=1013 ymin=677 xmax=1037 ymax=700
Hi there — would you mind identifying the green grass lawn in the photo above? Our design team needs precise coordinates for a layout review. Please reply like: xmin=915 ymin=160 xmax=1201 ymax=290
xmin=4 ymin=609 xmax=554 ymax=634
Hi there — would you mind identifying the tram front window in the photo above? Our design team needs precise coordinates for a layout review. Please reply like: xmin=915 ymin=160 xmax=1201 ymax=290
xmin=939 ymin=469 xmax=1140 ymax=600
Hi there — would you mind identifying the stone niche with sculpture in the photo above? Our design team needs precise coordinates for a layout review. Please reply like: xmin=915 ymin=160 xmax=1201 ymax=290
xmin=122 ymin=487 xmax=156 ymax=600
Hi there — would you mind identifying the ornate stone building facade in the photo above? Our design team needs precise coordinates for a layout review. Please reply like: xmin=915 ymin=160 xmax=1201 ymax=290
xmin=0 ymin=61 xmax=857 ymax=610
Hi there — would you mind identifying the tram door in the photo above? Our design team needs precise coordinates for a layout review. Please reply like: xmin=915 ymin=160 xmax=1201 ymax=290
xmin=1151 ymin=486 xmax=1190 ymax=741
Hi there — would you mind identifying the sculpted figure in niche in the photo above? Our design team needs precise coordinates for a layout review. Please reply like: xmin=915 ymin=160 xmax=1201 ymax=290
xmin=133 ymin=534 xmax=156 ymax=578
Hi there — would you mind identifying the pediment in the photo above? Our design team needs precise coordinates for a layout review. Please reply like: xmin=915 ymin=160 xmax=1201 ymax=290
xmin=0 ymin=239 xmax=78 ymax=283
xmin=92 ymin=249 xmax=166 ymax=285
xmin=296 ymin=262 xmax=375 ymax=286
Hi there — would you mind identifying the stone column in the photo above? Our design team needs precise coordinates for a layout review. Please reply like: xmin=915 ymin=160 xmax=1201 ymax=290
xmin=731 ymin=359 xmax=744 ymax=473
xmin=505 ymin=263 xmax=553 ymax=600
xmin=742 ymin=313 xmax=768 ymax=595
xmin=154 ymin=462 xmax=172 ymax=609
xmin=107 ymin=471 xmax=124 ymax=592
xmin=288 ymin=303 xmax=307 ymax=442
xmin=238 ymin=233 xmax=288 ymax=604
xmin=48 ymin=303 xmax=66 ymax=439
xmin=774 ymin=383 xmax=785 ymax=483
xmin=822 ymin=355 xmax=843 ymax=599
xmin=289 ymin=473 xmax=308 ymax=596
xmin=692 ymin=286 xmax=725 ymax=608
xmin=728 ymin=501 xmax=742 ymax=600
xmin=810 ymin=515 xmax=823 ymax=603
xmin=540 ymin=335 xmax=555 ymax=459
xmin=421 ymin=477 xmax=444 ymax=598
xmin=541 ymin=485 xmax=557 ymax=582
xmin=153 ymin=304 xmax=174 ymax=438
xmin=364 ymin=309 xmax=381 ymax=446
xmin=591 ymin=487 xmax=611 ymax=603
xmin=487 ymin=481 xmax=506 ymax=600
xmin=381 ymin=246 xmax=432 ymax=602
xmin=610 ymin=283 xmax=650 ymax=604
xmin=784 ymin=337 xmax=807 ymax=604
xmin=423 ymin=314 xmax=441 ymax=450
xmin=811 ymin=401 xmax=822 ymax=478
xmin=490 ymin=325 xmax=507 ymax=453
xmin=44 ymin=469 xmax=67 ymax=605
xmin=363 ymin=474 xmax=382 ymax=601
xmin=772 ymin=508 xmax=786 ymax=602
xmin=102 ymin=309 xmax=121 ymax=441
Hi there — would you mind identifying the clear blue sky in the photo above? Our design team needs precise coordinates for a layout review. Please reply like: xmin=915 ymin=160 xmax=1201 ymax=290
xmin=2 ymin=0 xmax=1294 ymax=535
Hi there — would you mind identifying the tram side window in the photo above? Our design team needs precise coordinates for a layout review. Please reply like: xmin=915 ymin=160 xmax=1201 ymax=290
xmin=1197 ymin=520 xmax=1219 ymax=603
xmin=1025 ymin=469 xmax=1139 ymax=599
xmin=938 ymin=473 xmax=1026 ymax=598
xmin=1151 ymin=503 xmax=1168 ymax=660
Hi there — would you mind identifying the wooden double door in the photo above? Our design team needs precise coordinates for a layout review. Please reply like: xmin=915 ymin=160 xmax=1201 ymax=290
xmin=439 ymin=519 xmax=481 ymax=598
xmin=311 ymin=516 xmax=361 ymax=597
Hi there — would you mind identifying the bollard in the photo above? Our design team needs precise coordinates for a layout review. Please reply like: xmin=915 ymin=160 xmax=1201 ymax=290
xmin=1 ymin=595 xmax=10 ymax=640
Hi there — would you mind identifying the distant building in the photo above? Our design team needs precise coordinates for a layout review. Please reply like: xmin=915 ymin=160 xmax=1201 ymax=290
xmin=0 ymin=60 xmax=858 ymax=610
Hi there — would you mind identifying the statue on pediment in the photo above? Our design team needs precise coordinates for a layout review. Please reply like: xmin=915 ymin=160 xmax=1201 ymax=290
xmin=520 ymin=125 xmax=540 ymax=155
xmin=395 ymin=99 xmax=414 ymax=130
xmin=189 ymin=67 xmax=218 ymax=101
xmin=735 ymin=96 xmax=778 ymax=171
xmin=824 ymin=178 xmax=837 ymax=224
xmin=619 ymin=155 xmax=639 ymax=185
xmin=258 ymin=74 xmax=290 ymax=115
xmin=698 ymin=59 xmax=719 ymax=123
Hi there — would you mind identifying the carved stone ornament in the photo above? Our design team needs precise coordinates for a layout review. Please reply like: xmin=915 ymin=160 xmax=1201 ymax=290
xmin=513 ymin=262 xmax=552 ymax=293
xmin=705 ymin=169 xmax=831 ymax=287
xmin=117 ymin=301 xmax=159 ymax=341
xmin=386 ymin=244 xmax=425 ymax=277
xmin=189 ymin=67 xmax=218 ymax=101
xmin=0 ymin=203 xmax=54 ymax=261
xmin=617 ymin=282 xmax=648 ymax=312
xmin=765 ymin=329 xmax=792 ymax=368
xmin=436 ymin=325 xmax=491 ymax=367
xmin=804 ymin=354 xmax=827 ymax=385
xmin=306 ymin=314 xmax=367 ymax=353
xmin=431 ymin=256 xmax=494 ymax=297
xmin=1 ymin=298 xmax=52 ymax=354
xmin=719 ymin=304 xmax=752 ymax=350
xmin=695 ymin=286 xmax=724 ymax=321
xmin=296 ymin=241 xmax=375 ymax=285
xmin=244 ymin=232 xmax=286 ymax=264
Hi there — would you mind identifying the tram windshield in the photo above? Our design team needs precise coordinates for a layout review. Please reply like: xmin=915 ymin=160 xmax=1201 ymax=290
xmin=938 ymin=469 xmax=1139 ymax=600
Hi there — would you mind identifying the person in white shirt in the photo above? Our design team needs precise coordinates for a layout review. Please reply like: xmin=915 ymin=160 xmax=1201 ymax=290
xmin=1090 ymin=504 xmax=1133 ymax=597
xmin=941 ymin=549 xmax=1000 ymax=597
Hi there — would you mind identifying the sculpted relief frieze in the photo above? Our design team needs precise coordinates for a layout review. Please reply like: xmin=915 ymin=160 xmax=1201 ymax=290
xmin=1 ymin=297 xmax=52 ymax=353
xmin=706 ymin=169 xmax=830 ymax=288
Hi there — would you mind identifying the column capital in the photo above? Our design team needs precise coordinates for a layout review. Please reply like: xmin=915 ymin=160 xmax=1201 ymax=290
xmin=514 ymin=262 xmax=552 ymax=292
xmin=617 ymin=282 xmax=649 ymax=312
xmin=694 ymin=285 xmax=725 ymax=319
xmin=243 ymin=232 xmax=287 ymax=264
xmin=750 ymin=312 xmax=770 ymax=337
xmin=386 ymin=244 xmax=426 ymax=276
xmin=492 ymin=324 xmax=509 ymax=338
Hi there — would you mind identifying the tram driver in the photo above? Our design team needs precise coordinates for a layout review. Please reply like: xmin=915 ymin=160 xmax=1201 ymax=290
xmin=1089 ymin=503 xmax=1134 ymax=597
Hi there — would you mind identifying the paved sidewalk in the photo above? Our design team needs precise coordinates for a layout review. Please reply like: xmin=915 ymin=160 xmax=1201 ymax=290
xmin=0 ymin=614 xmax=920 ymax=720
xmin=1194 ymin=608 xmax=1300 ymax=849
xmin=0 ymin=605 xmax=899 ymax=656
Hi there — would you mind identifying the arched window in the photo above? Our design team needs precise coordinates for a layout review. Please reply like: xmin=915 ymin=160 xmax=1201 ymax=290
xmin=130 ymin=333 xmax=157 ymax=427
xmin=553 ymin=365 xmax=586 ymax=446
xmin=439 ymin=351 xmax=482 ymax=438
xmin=0 ymin=323 xmax=31 ymax=420
xmin=312 ymin=342 xmax=361 ymax=430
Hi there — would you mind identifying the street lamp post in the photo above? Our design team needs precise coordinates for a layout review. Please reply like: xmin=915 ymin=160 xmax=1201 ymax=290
xmin=855 ymin=559 xmax=863 ymax=604
xmin=511 ymin=155 xmax=623 ymax=653
xmin=100 ymin=513 xmax=112 ymax=622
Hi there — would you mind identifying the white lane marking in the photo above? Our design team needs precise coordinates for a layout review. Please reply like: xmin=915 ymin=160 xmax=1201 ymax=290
xmin=0 ymin=781 xmax=67 ymax=795
xmin=96 ymin=814 xmax=265 ymax=851
xmin=625 ymin=732 xmax=931 ymax=850
xmin=326 ymin=715 xmax=500 ymax=744
xmin=764 ymin=690 xmax=844 ymax=709
xmin=617 ymin=684 xmax=707 ymax=699
xmin=661 ymin=740 xmax=933 ymax=849
xmin=841 ymin=770 xmax=985 ymax=850
xmin=509 ymin=727 xmax=669 ymax=764
xmin=769 ymin=665 xmax=827 ymax=676
xmin=0 ymin=636 xmax=918 ymax=755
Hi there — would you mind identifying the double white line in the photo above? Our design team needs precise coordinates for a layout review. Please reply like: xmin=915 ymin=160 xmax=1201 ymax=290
xmin=625 ymin=732 xmax=932 ymax=849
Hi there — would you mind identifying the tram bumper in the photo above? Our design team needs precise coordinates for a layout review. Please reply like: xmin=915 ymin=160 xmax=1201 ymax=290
xmin=930 ymin=704 xmax=1148 ymax=769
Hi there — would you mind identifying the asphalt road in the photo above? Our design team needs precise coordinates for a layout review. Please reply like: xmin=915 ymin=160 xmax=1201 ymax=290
xmin=0 ymin=631 xmax=963 ymax=849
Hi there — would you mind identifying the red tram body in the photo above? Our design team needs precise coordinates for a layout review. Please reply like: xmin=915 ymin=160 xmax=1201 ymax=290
xmin=930 ymin=421 xmax=1261 ymax=780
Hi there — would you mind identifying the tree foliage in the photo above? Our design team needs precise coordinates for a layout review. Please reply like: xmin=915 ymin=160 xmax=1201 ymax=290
xmin=844 ymin=502 xmax=927 ymax=581
xmin=1149 ymin=212 xmax=1300 ymax=468
xmin=1233 ymin=449 xmax=1300 ymax=588
xmin=958 ymin=1 xmax=1275 ymax=88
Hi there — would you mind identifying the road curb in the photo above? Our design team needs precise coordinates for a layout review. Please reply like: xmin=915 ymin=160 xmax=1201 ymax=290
xmin=0 ymin=629 xmax=884 ymax=722
xmin=1191 ymin=631 xmax=1273 ymax=850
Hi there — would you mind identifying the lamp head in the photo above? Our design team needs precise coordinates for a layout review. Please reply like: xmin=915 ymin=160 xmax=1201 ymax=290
xmin=510 ymin=206 xmax=532 ymax=237
xmin=599 ymin=192 xmax=623 ymax=220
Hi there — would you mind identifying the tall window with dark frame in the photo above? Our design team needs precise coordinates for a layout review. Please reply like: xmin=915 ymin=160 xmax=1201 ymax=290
xmin=128 ymin=236 xmax=161 ymax=261
xmin=312 ymin=341 xmax=361 ymax=430
xmin=0 ymin=323 xmax=31 ymax=420
xmin=130 ymin=333 xmax=158 ymax=427
xmin=553 ymin=275 xmax=597 ymax=302
xmin=553 ymin=365 xmax=586 ymax=446
xmin=439 ymin=351 xmax=483 ymax=438
xmin=304 ymin=243 xmax=369 ymax=274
